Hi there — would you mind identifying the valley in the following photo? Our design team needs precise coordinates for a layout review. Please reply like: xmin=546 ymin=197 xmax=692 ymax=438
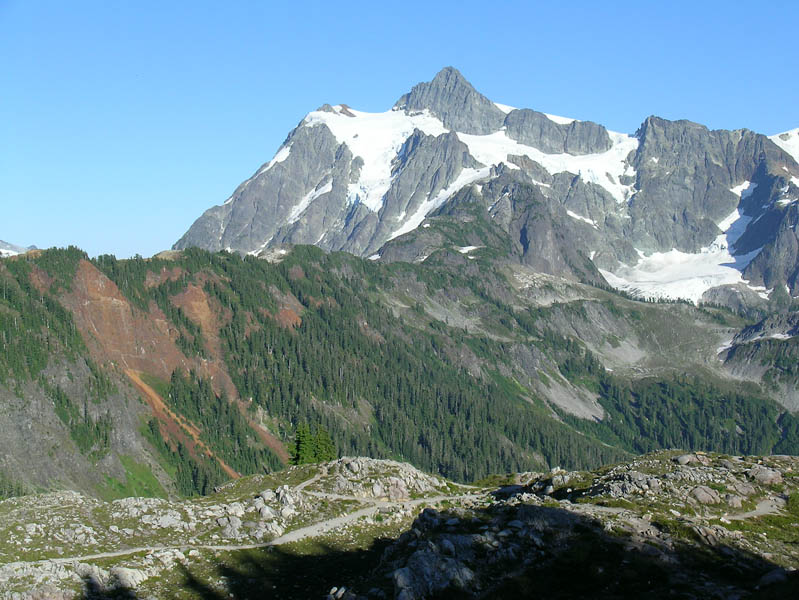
xmin=2 ymin=65 xmax=799 ymax=598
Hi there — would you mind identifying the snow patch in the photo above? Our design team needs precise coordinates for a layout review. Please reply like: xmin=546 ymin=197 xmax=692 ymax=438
xmin=543 ymin=113 xmax=577 ymax=125
xmin=601 ymin=208 xmax=763 ymax=304
xmin=287 ymin=181 xmax=333 ymax=224
xmin=247 ymin=235 xmax=274 ymax=256
xmin=770 ymin=333 xmax=793 ymax=340
xmin=387 ymin=167 xmax=492 ymax=241
xmin=422 ymin=223 xmax=430 ymax=228
xmin=456 ymin=129 xmax=637 ymax=204
xmin=304 ymin=107 xmax=447 ymax=212
xmin=769 ymin=128 xmax=799 ymax=163
xmin=494 ymin=102 xmax=516 ymax=114
xmin=729 ymin=181 xmax=758 ymax=200
xmin=266 ymin=145 xmax=291 ymax=170
xmin=566 ymin=210 xmax=598 ymax=229
xmin=367 ymin=254 xmax=381 ymax=261
xmin=456 ymin=245 xmax=480 ymax=254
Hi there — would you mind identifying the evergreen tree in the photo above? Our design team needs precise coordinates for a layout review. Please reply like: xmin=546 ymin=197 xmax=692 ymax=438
xmin=314 ymin=426 xmax=336 ymax=462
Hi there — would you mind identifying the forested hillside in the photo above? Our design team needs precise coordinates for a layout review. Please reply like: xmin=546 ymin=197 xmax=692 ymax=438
xmin=1 ymin=246 xmax=798 ymax=499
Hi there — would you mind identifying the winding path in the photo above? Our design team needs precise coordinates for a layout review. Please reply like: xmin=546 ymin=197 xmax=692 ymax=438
xmin=5 ymin=476 xmax=485 ymax=570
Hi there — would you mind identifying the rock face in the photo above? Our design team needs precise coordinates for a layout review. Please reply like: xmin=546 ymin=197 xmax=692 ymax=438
xmin=394 ymin=66 xmax=505 ymax=135
xmin=503 ymin=108 xmax=612 ymax=155
xmin=175 ymin=66 xmax=799 ymax=307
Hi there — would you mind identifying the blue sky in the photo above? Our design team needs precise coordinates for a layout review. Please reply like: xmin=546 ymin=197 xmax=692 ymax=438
xmin=2 ymin=0 xmax=797 ymax=258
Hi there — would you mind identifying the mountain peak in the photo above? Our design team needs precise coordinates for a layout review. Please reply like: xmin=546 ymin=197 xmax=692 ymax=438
xmin=394 ymin=66 xmax=506 ymax=135
xmin=429 ymin=65 xmax=469 ymax=87
xmin=0 ymin=239 xmax=33 ymax=257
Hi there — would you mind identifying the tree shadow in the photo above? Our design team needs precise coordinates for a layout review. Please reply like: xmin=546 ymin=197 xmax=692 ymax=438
xmin=73 ymin=499 xmax=798 ymax=599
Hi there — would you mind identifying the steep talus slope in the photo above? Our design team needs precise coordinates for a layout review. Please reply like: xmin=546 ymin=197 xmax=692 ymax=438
xmin=59 ymin=259 xmax=190 ymax=381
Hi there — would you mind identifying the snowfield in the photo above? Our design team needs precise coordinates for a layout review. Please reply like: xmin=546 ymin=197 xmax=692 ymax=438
xmin=600 ymin=197 xmax=765 ymax=304
xmin=295 ymin=103 xmax=637 ymax=224
xmin=769 ymin=128 xmax=799 ymax=163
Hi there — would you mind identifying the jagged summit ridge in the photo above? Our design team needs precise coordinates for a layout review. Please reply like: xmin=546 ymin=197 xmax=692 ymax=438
xmin=393 ymin=66 xmax=507 ymax=135
xmin=174 ymin=68 xmax=637 ymax=256
xmin=175 ymin=67 xmax=799 ymax=305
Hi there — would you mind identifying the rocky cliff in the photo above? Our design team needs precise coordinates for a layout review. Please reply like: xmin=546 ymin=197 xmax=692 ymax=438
xmin=175 ymin=67 xmax=799 ymax=307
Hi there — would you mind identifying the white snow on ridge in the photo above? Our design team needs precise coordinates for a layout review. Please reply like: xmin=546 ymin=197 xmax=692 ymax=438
xmin=303 ymin=103 xmax=637 ymax=214
xmin=494 ymin=102 xmax=516 ymax=114
xmin=543 ymin=113 xmax=577 ymax=125
xmin=304 ymin=106 xmax=447 ymax=212
xmin=265 ymin=145 xmax=291 ymax=171
xmin=457 ymin=129 xmax=638 ymax=204
xmin=566 ymin=210 xmax=598 ymax=229
xmin=0 ymin=240 xmax=28 ymax=257
xmin=287 ymin=181 xmax=333 ymax=224
xmin=770 ymin=128 xmax=799 ymax=163
xmin=388 ymin=167 xmax=492 ymax=242
xmin=600 ymin=208 xmax=762 ymax=304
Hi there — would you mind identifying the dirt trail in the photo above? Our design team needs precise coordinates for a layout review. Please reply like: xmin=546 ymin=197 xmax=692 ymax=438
xmin=125 ymin=369 xmax=239 ymax=479
xmin=17 ymin=476 xmax=483 ymax=567
xmin=726 ymin=496 xmax=786 ymax=521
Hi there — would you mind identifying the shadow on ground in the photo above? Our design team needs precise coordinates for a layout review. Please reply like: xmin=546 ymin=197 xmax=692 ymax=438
xmin=75 ymin=500 xmax=799 ymax=599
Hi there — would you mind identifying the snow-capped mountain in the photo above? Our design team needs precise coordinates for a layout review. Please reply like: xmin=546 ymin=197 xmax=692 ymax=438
xmin=175 ymin=67 xmax=799 ymax=305
xmin=0 ymin=240 xmax=33 ymax=257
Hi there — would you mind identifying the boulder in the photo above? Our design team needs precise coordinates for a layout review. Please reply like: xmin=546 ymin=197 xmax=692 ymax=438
xmin=725 ymin=494 xmax=743 ymax=508
xmin=732 ymin=480 xmax=756 ymax=497
xmin=690 ymin=485 xmax=721 ymax=505
xmin=747 ymin=465 xmax=783 ymax=485
xmin=108 ymin=567 xmax=148 ymax=590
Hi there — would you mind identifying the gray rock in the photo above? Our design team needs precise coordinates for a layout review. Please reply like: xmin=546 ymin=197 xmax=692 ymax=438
xmin=758 ymin=568 xmax=788 ymax=587
xmin=676 ymin=454 xmax=700 ymax=466
xmin=726 ymin=494 xmax=743 ymax=508
xmin=747 ymin=465 xmax=783 ymax=485
xmin=504 ymin=109 xmax=611 ymax=155
xmin=732 ymin=480 xmax=757 ymax=496
xmin=394 ymin=66 xmax=505 ymax=135
xmin=690 ymin=485 xmax=721 ymax=505
xmin=259 ymin=505 xmax=277 ymax=519
xmin=392 ymin=549 xmax=475 ymax=600
xmin=108 ymin=567 xmax=148 ymax=590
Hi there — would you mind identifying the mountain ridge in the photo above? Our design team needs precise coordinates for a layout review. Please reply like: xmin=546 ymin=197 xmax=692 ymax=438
xmin=174 ymin=67 xmax=799 ymax=307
